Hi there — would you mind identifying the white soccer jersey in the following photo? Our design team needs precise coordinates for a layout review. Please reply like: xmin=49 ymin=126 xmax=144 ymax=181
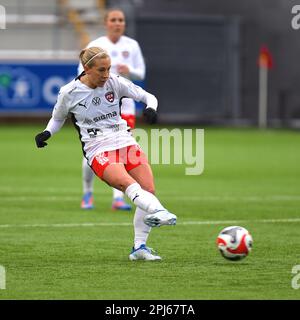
xmin=47 ymin=73 xmax=157 ymax=164
xmin=78 ymin=35 xmax=146 ymax=115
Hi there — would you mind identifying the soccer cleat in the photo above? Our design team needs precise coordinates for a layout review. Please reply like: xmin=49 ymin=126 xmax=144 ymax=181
xmin=112 ymin=197 xmax=132 ymax=211
xmin=81 ymin=192 xmax=94 ymax=209
xmin=144 ymin=210 xmax=177 ymax=227
xmin=129 ymin=244 xmax=162 ymax=261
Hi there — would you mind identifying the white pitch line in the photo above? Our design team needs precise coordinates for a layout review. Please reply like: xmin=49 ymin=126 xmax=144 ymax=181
xmin=0 ymin=218 xmax=299 ymax=229
xmin=1 ymin=186 xmax=299 ymax=201
xmin=0 ymin=222 xmax=132 ymax=228
xmin=2 ymin=195 xmax=300 ymax=202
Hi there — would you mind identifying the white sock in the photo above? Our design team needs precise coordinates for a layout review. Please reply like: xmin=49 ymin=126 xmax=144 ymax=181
xmin=134 ymin=207 xmax=151 ymax=249
xmin=125 ymin=182 xmax=165 ymax=214
xmin=82 ymin=157 xmax=95 ymax=194
xmin=113 ymin=188 xmax=124 ymax=200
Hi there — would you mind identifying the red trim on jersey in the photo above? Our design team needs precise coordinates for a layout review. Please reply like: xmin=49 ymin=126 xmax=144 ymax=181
xmin=121 ymin=114 xmax=136 ymax=129
xmin=91 ymin=145 xmax=148 ymax=179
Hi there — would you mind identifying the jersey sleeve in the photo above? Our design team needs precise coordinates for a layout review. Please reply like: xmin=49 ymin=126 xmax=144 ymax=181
xmin=115 ymin=75 xmax=158 ymax=110
xmin=51 ymin=90 xmax=70 ymax=121
xmin=45 ymin=117 xmax=66 ymax=135
xmin=129 ymin=42 xmax=146 ymax=80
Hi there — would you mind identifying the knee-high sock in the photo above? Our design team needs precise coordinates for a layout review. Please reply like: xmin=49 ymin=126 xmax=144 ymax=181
xmin=125 ymin=182 xmax=166 ymax=214
xmin=133 ymin=207 xmax=152 ymax=249
xmin=82 ymin=157 xmax=95 ymax=194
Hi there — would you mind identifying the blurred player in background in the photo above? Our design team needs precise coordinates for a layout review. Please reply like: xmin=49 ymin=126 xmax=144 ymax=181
xmin=35 ymin=47 xmax=177 ymax=260
xmin=78 ymin=8 xmax=146 ymax=211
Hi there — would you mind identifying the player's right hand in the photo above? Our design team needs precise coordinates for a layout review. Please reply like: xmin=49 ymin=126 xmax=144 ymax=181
xmin=35 ymin=130 xmax=51 ymax=148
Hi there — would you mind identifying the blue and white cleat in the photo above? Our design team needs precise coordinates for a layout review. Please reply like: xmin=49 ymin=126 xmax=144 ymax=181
xmin=81 ymin=192 xmax=94 ymax=209
xmin=112 ymin=197 xmax=132 ymax=211
xmin=144 ymin=210 xmax=177 ymax=227
xmin=129 ymin=244 xmax=162 ymax=261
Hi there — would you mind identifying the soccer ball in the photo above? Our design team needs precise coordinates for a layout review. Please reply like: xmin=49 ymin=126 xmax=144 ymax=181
xmin=216 ymin=226 xmax=253 ymax=261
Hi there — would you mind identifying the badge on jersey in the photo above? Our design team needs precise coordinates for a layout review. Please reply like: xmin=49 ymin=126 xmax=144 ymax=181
xmin=122 ymin=51 xmax=129 ymax=58
xmin=105 ymin=91 xmax=114 ymax=103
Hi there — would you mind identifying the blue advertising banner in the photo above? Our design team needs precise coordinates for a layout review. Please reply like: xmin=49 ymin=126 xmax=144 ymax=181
xmin=0 ymin=62 xmax=77 ymax=113
xmin=0 ymin=62 xmax=145 ymax=114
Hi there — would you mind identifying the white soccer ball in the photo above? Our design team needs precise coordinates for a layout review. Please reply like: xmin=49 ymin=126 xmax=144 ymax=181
xmin=216 ymin=226 xmax=253 ymax=261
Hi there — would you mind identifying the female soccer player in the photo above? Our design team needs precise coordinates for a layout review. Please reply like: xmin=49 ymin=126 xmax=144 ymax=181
xmin=78 ymin=8 xmax=146 ymax=211
xmin=35 ymin=47 xmax=177 ymax=261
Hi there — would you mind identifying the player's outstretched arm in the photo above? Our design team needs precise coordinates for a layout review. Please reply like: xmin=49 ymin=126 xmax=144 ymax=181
xmin=142 ymin=91 xmax=158 ymax=124
xmin=35 ymin=117 xmax=65 ymax=148
xmin=114 ymin=74 xmax=158 ymax=124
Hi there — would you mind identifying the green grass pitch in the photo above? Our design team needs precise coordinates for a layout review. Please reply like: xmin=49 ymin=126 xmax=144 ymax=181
xmin=0 ymin=124 xmax=300 ymax=299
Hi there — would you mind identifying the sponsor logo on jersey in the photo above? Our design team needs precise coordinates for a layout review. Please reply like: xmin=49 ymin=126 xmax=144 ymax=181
xmin=105 ymin=123 xmax=127 ymax=132
xmin=83 ymin=118 xmax=93 ymax=125
xmin=105 ymin=91 xmax=114 ymax=103
xmin=87 ymin=128 xmax=103 ymax=138
xmin=93 ymin=111 xmax=117 ymax=122
xmin=79 ymin=101 xmax=87 ymax=108
xmin=92 ymin=97 xmax=101 ymax=105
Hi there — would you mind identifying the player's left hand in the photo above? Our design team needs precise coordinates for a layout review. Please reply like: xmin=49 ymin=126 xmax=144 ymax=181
xmin=143 ymin=107 xmax=157 ymax=124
